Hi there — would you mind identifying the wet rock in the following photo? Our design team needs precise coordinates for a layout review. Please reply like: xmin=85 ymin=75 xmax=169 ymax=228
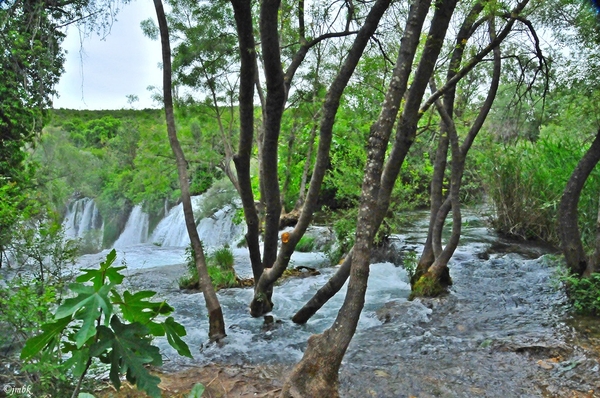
xmin=376 ymin=299 xmax=432 ymax=325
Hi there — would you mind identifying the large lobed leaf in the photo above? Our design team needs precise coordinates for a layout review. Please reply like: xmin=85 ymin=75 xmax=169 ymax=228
xmin=55 ymin=282 xmax=113 ymax=348
xmin=90 ymin=315 xmax=163 ymax=398
xmin=163 ymin=316 xmax=192 ymax=358
xmin=115 ymin=289 xmax=174 ymax=325
xmin=76 ymin=249 xmax=125 ymax=290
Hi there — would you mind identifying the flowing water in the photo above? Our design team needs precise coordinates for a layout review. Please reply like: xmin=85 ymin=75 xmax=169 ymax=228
xmin=72 ymin=207 xmax=600 ymax=397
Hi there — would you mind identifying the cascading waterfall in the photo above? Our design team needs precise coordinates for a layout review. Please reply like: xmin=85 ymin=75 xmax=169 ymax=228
xmin=62 ymin=198 xmax=103 ymax=248
xmin=151 ymin=195 xmax=244 ymax=248
xmin=63 ymin=193 xmax=244 ymax=253
xmin=113 ymin=205 xmax=149 ymax=248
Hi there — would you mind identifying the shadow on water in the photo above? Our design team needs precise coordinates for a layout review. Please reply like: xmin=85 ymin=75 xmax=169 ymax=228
xmin=108 ymin=208 xmax=600 ymax=397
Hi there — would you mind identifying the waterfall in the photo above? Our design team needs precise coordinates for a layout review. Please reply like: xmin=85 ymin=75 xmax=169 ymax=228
xmin=151 ymin=195 xmax=244 ymax=248
xmin=113 ymin=205 xmax=150 ymax=248
xmin=63 ymin=198 xmax=103 ymax=240
xmin=62 ymin=197 xmax=103 ymax=251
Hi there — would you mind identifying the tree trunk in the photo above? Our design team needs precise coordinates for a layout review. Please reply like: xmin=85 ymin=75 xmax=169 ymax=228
xmin=153 ymin=0 xmax=225 ymax=340
xmin=248 ymin=0 xmax=393 ymax=317
xmin=283 ymin=2 xmax=458 ymax=394
xmin=259 ymin=0 xmax=285 ymax=284
xmin=230 ymin=0 xmax=263 ymax=283
xmin=294 ymin=121 xmax=318 ymax=210
xmin=291 ymin=0 xmax=435 ymax=324
xmin=415 ymin=1 xmax=485 ymax=281
xmin=558 ymin=128 xmax=600 ymax=276
xmin=413 ymin=19 xmax=503 ymax=296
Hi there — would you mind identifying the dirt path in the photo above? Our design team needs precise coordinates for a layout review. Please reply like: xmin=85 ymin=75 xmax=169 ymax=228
xmin=96 ymin=363 xmax=291 ymax=398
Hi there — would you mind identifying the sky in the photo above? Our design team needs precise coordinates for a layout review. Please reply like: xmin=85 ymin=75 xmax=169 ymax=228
xmin=52 ymin=1 xmax=163 ymax=110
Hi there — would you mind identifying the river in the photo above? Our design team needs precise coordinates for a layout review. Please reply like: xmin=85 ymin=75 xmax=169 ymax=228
xmin=72 ymin=207 xmax=600 ymax=397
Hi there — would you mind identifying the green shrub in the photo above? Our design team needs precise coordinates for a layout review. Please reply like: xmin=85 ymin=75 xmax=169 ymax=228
xmin=21 ymin=249 xmax=192 ymax=398
xmin=212 ymin=245 xmax=234 ymax=269
xmin=0 ymin=278 xmax=74 ymax=396
xmin=295 ymin=235 xmax=316 ymax=252
xmin=476 ymin=131 xmax=600 ymax=248
xmin=179 ymin=245 xmax=237 ymax=290
xmin=323 ymin=208 xmax=357 ymax=265
xmin=560 ymin=271 xmax=600 ymax=315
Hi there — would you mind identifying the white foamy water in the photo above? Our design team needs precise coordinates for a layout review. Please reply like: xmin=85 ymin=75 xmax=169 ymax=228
xmin=150 ymin=196 xmax=244 ymax=248
xmin=113 ymin=205 xmax=149 ymax=248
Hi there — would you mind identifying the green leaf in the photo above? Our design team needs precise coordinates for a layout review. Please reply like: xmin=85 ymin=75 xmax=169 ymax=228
xmin=76 ymin=249 xmax=124 ymax=290
xmin=55 ymin=283 xmax=113 ymax=348
xmin=118 ymin=290 xmax=173 ymax=325
xmin=77 ymin=393 xmax=96 ymax=398
xmin=90 ymin=316 xmax=163 ymax=398
xmin=63 ymin=347 xmax=91 ymax=378
xmin=188 ymin=383 xmax=205 ymax=398
xmin=21 ymin=316 xmax=72 ymax=360
xmin=163 ymin=317 xmax=192 ymax=358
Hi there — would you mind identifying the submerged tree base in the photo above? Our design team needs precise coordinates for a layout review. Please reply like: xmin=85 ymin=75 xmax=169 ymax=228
xmin=409 ymin=267 xmax=452 ymax=299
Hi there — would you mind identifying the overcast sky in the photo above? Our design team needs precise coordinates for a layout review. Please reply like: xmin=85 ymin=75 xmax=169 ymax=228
xmin=53 ymin=1 xmax=163 ymax=110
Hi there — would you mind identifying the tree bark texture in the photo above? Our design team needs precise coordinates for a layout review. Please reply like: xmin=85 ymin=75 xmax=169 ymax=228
xmin=153 ymin=0 xmax=225 ymax=340
xmin=558 ymin=128 xmax=600 ymax=276
xmin=230 ymin=0 xmax=263 ymax=283
xmin=259 ymin=0 xmax=285 ymax=280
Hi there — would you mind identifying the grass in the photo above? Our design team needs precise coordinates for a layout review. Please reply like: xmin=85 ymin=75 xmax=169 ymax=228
xmin=179 ymin=245 xmax=238 ymax=290
xmin=295 ymin=235 xmax=316 ymax=252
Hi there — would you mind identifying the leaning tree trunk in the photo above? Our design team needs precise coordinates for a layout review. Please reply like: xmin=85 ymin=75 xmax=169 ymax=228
xmin=291 ymin=0 xmax=526 ymax=323
xmin=291 ymin=0 xmax=433 ymax=325
xmin=282 ymin=1 xmax=459 ymax=395
xmin=153 ymin=0 xmax=225 ymax=340
xmin=558 ymin=128 xmax=600 ymax=276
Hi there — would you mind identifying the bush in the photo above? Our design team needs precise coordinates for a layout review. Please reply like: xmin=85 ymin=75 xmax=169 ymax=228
xmin=476 ymin=131 xmax=600 ymax=248
xmin=560 ymin=271 xmax=600 ymax=316
xmin=179 ymin=245 xmax=237 ymax=290
xmin=0 ymin=278 xmax=73 ymax=396
xmin=323 ymin=208 xmax=357 ymax=265
xmin=21 ymin=249 xmax=192 ymax=398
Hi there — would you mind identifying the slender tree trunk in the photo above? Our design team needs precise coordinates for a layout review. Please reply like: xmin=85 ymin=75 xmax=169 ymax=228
xmin=295 ymin=121 xmax=318 ymax=210
xmin=153 ymin=0 xmax=225 ymax=340
xmin=413 ymin=19 xmax=502 ymax=296
xmin=259 ymin=0 xmax=285 ymax=282
xmin=416 ymin=1 xmax=485 ymax=279
xmin=230 ymin=0 xmax=263 ymax=282
xmin=558 ymin=128 xmax=600 ymax=276
xmin=291 ymin=0 xmax=434 ymax=324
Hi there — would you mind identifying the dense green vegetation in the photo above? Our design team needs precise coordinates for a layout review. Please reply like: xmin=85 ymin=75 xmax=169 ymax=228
xmin=2 ymin=0 xmax=600 ymax=395
xmin=19 ymin=250 xmax=192 ymax=397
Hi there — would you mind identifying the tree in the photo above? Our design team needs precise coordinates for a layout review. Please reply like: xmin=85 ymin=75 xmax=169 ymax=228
xmin=411 ymin=0 xmax=542 ymax=296
xmin=153 ymin=0 xmax=226 ymax=340
xmin=292 ymin=0 xmax=534 ymax=324
xmin=0 ymin=0 xmax=122 ymax=262
xmin=231 ymin=0 xmax=394 ymax=317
